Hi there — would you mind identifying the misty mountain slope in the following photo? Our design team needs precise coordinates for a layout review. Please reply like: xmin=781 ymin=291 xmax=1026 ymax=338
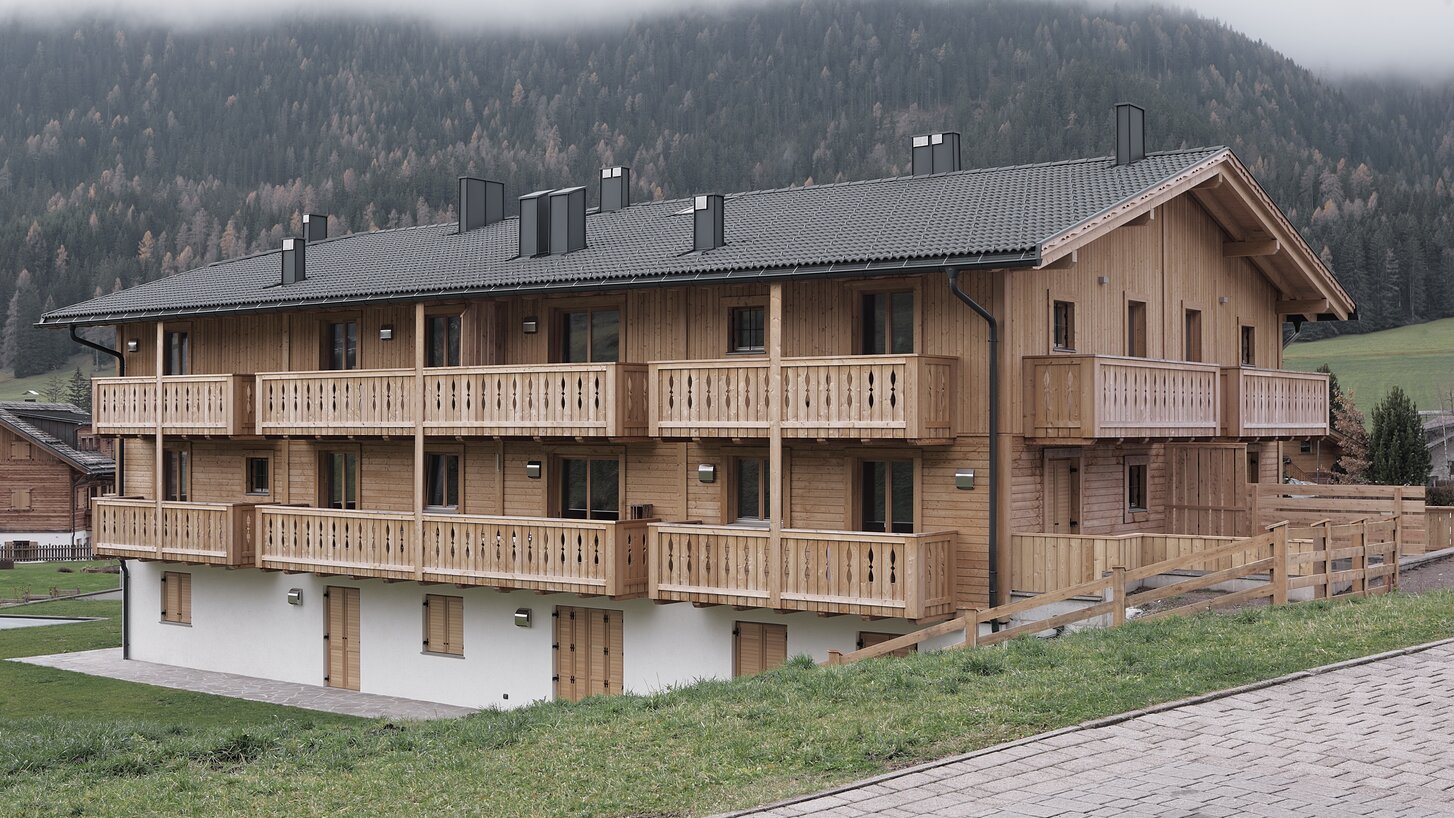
xmin=1 ymin=0 xmax=1451 ymax=374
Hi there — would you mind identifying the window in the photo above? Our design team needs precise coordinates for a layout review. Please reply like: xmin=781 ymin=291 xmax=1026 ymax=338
xmin=10 ymin=488 xmax=32 ymax=511
xmin=560 ymin=458 xmax=619 ymax=520
xmin=1248 ymin=450 xmax=1261 ymax=484
xmin=1300 ymin=440 xmax=1312 ymax=454
xmin=861 ymin=291 xmax=914 ymax=354
xmin=161 ymin=571 xmax=192 ymax=625
xmin=426 ymin=314 xmax=462 ymax=367
xmin=1125 ymin=457 xmax=1148 ymax=515
xmin=325 ymin=321 xmax=359 ymax=370
xmin=728 ymin=306 xmax=766 ymax=354
xmin=1184 ymin=309 xmax=1203 ymax=362
xmin=163 ymin=446 xmax=190 ymax=502
xmin=1241 ymin=325 xmax=1257 ymax=366
xmin=424 ymin=452 xmax=460 ymax=510
xmin=733 ymin=621 xmax=787 ymax=677
xmin=321 ymin=451 xmax=359 ymax=510
xmin=861 ymin=460 xmax=914 ymax=533
xmin=245 ymin=457 xmax=270 ymax=496
xmin=164 ymin=330 xmax=189 ymax=375
xmin=733 ymin=456 xmax=769 ymax=525
xmin=858 ymin=631 xmax=917 ymax=657
xmin=559 ymin=308 xmax=619 ymax=363
xmin=1126 ymin=301 xmax=1148 ymax=357
xmin=1052 ymin=300 xmax=1076 ymax=351
xmin=422 ymin=594 xmax=464 ymax=657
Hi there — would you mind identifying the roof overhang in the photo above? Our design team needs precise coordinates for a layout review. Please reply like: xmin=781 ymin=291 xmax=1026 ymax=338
xmin=1034 ymin=149 xmax=1355 ymax=321
xmin=0 ymin=414 xmax=114 ymax=476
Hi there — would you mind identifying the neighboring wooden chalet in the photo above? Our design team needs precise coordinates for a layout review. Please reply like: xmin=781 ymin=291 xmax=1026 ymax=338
xmin=44 ymin=106 xmax=1353 ymax=707
xmin=0 ymin=401 xmax=115 ymax=544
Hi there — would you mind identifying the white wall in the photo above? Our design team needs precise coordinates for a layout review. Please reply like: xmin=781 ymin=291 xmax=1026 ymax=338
xmin=125 ymin=562 xmax=930 ymax=709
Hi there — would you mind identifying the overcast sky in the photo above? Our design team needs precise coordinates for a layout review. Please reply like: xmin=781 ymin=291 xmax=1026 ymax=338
xmin=2 ymin=0 xmax=1451 ymax=78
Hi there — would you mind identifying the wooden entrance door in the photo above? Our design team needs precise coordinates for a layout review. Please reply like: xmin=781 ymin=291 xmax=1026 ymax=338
xmin=733 ymin=621 xmax=788 ymax=677
xmin=1045 ymin=457 xmax=1081 ymax=534
xmin=324 ymin=586 xmax=360 ymax=691
xmin=553 ymin=606 xmax=623 ymax=702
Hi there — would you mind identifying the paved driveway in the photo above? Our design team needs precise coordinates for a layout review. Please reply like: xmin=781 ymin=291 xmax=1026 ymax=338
xmin=733 ymin=640 xmax=1454 ymax=817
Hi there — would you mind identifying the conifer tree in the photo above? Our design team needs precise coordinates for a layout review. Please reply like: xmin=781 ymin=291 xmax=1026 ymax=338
xmin=67 ymin=366 xmax=91 ymax=412
xmin=1370 ymin=386 xmax=1431 ymax=485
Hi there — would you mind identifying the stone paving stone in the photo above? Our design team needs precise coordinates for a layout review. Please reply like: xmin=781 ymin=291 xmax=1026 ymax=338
xmin=728 ymin=643 xmax=1454 ymax=818
xmin=11 ymin=647 xmax=474 ymax=719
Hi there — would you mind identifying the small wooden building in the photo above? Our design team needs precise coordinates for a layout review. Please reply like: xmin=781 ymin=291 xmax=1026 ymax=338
xmin=0 ymin=402 xmax=115 ymax=546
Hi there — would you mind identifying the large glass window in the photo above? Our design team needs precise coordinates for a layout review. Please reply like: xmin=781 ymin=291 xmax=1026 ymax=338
xmin=560 ymin=308 xmax=619 ymax=363
xmin=325 ymin=321 xmax=358 ymax=370
xmin=164 ymin=331 xmax=189 ymax=376
xmin=733 ymin=457 xmax=769 ymax=524
xmin=861 ymin=292 xmax=914 ymax=354
xmin=560 ymin=458 xmax=619 ymax=520
xmin=860 ymin=460 xmax=913 ymax=533
xmin=321 ymin=452 xmax=359 ymax=510
xmin=729 ymin=306 xmax=766 ymax=354
xmin=426 ymin=315 xmax=462 ymax=367
xmin=425 ymin=452 xmax=460 ymax=510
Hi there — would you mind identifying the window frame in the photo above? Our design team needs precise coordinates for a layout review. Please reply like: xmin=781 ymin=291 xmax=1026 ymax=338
xmin=729 ymin=454 xmax=770 ymax=526
xmin=160 ymin=571 xmax=192 ymax=626
xmin=554 ymin=304 xmax=623 ymax=364
xmin=423 ymin=448 xmax=463 ymax=512
xmin=858 ymin=289 xmax=917 ymax=355
xmin=243 ymin=454 xmax=272 ymax=497
xmin=1240 ymin=325 xmax=1257 ymax=366
xmin=321 ymin=315 xmax=361 ymax=371
xmin=1184 ymin=308 xmax=1203 ymax=362
xmin=1126 ymin=299 xmax=1148 ymax=358
xmin=1124 ymin=455 xmax=1149 ymax=520
xmin=162 ymin=443 xmax=191 ymax=502
xmin=10 ymin=488 xmax=32 ymax=511
xmin=555 ymin=455 xmax=622 ymax=521
xmin=318 ymin=448 xmax=361 ymax=510
xmin=163 ymin=326 xmax=191 ymax=376
xmin=1051 ymin=299 xmax=1077 ymax=352
xmin=425 ymin=312 xmax=463 ymax=368
xmin=727 ymin=305 xmax=767 ymax=355
xmin=855 ymin=456 xmax=918 ymax=534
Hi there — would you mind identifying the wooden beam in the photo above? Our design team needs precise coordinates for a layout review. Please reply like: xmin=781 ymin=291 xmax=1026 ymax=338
xmin=1194 ymin=173 xmax=1224 ymax=190
xmin=1224 ymin=239 xmax=1280 ymax=258
xmin=413 ymin=301 xmax=426 ymax=582
xmin=1126 ymin=209 xmax=1155 ymax=226
xmin=1277 ymin=298 xmax=1330 ymax=316
xmin=768 ymin=282 xmax=784 ymax=610
xmin=1039 ymin=250 xmax=1077 ymax=270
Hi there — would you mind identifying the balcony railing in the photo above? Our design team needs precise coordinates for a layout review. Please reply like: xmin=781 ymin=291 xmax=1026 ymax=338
xmin=649 ymin=523 xmax=956 ymax=619
xmin=92 ymin=375 xmax=255 ymax=436
xmin=1023 ymin=355 xmax=1221 ymax=440
xmin=1221 ymin=367 xmax=1330 ymax=438
xmin=93 ymin=497 xmax=258 ymax=566
xmin=651 ymin=354 xmax=956 ymax=441
xmin=255 ymin=370 xmax=415 ymax=436
xmin=257 ymin=506 xmax=416 ymax=579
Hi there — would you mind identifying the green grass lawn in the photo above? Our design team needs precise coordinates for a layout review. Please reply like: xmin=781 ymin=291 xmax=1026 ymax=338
xmin=1285 ymin=317 xmax=1454 ymax=410
xmin=0 ymin=560 xmax=121 ymax=601
xmin=0 ymin=352 xmax=115 ymax=401
xmin=2 ymin=591 xmax=1452 ymax=817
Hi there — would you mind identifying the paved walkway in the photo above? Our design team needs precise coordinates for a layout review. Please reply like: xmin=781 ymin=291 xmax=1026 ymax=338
xmin=12 ymin=648 xmax=475 ymax=720
xmin=732 ymin=640 xmax=1454 ymax=818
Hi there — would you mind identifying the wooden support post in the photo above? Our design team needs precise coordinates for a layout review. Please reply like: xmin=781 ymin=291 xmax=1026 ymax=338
xmin=1109 ymin=566 xmax=1127 ymax=626
xmin=1391 ymin=515 xmax=1402 ymax=592
xmin=154 ymin=321 xmax=165 ymax=560
xmin=768 ymin=282 xmax=784 ymax=609
xmin=962 ymin=609 xmax=979 ymax=648
xmin=413 ymin=302 xmax=426 ymax=581
xmin=1351 ymin=518 xmax=1367 ymax=596
xmin=1269 ymin=522 xmax=1289 ymax=607
xmin=1318 ymin=519 xmax=1333 ymax=599
xmin=825 ymin=649 xmax=843 ymax=666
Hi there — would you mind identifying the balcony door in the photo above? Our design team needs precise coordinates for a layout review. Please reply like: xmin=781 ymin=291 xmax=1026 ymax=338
xmin=163 ymin=330 xmax=190 ymax=375
xmin=320 ymin=451 xmax=359 ymax=510
xmin=323 ymin=320 xmax=359 ymax=370
xmin=558 ymin=308 xmax=619 ymax=363
xmin=559 ymin=457 xmax=619 ymax=521
xmin=162 ymin=445 xmax=190 ymax=502
xmin=1044 ymin=455 xmax=1081 ymax=534
xmin=425 ymin=314 xmax=462 ymax=367
xmin=860 ymin=459 xmax=914 ymax=533
xmin=860 ymin=291 xmax=914 ymax=355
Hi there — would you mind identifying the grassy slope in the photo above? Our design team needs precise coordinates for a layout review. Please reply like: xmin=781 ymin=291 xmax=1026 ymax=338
xmin=0 ymin=560 xmax=121 ymax=600
xmin=2 ymin=592 xmax=1453 ymax=817
xmin=1285 ymin=318 xmax=1454 ymax=410
xmin=0 ymin=353 xmax=115 ymax=401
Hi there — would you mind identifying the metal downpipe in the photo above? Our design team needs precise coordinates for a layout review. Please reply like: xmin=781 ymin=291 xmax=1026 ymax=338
xmin=947 ymin=269 xmax=1001 ymax=629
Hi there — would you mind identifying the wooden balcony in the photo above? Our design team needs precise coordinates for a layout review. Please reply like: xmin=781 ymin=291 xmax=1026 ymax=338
xmin=254 ymin=364 xmax=649 ymax=437
xmin=92 ymin=375 xmax=255 ymax=436
xmin=649 ymin=523 xmax=956 ymax=619
xmin=1221 ymin=367 xmax=1330 ymax=438
xmin=92 ymin=497 xmax=259 ymax=566
xmin=256 ymin=506 xmax=652 ymax=596
xmin=650 ymin=354 xmax=956 ymax=442
xmin=1023 ymin=355 xmax=1221 ymax=441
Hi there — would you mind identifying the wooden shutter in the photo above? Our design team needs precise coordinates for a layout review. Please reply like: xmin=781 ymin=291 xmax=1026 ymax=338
xmin=423 ymin=594 xmax=464 ymax=656
xmin=10 ymin=440 xmax=30 ymax=460
xmin=10 ymin=488 xmax=31 ymax=511
xmin=161 ymin=571 xmax=191 ymax=624
xmin=734 ymin=621 xmax=787 ymax=677
xmin=553 ymin=606 xmax=623 ymax=702
xmin=858 ymin=631 xmax=917 ymax=658
xmin=326 ymin=587 xmax=361 ymax=690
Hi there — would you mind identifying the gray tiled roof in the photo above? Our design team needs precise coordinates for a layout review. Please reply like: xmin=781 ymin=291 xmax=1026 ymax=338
xmin=41 ymin=148 xmax=1226 ymax=325
xmin=0 ymin=402 xmax=115 ymax=476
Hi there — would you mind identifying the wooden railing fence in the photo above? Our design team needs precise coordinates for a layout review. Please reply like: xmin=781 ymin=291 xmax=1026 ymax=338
xmin=1252 ymin=484 xmax=1424 ymax=553
xmin=828 ymin=517 xmax=1400 ymax=666
xmin=1 ymin=540 xmax=94 ymax=562
xmin=1426 ymin=506 xmax=1454 ymax=552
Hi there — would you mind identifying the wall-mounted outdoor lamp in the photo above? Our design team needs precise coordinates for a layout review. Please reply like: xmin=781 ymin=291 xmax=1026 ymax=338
xmin=1218 ymin=296 xmax=1231 ymax=305
xmin=514 ymin=608 xmax=533 ymax=628
xmin=522 ymin=316 xmax=539 ymax=334
xmin=1096 ymin=276 xmax=1109 ymax=286
xmin=955 ymin=469 xmax=976 ymax=490
xmin=126 ymin=339 xmax=140 ymax=353
xmin=287 ymin=588 xmax=304 ymax=606
xmin=697 ymin=463 xmax=717 ymax=483
xmin=379 ymin=325 xmax=394 ymax=341
xmin=525 ymin=460 xmax=543 ymax=479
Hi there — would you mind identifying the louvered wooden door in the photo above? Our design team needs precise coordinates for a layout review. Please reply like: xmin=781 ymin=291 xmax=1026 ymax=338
xmin=553 ymin=606 xmax=623 ymax=702
xmin=1045 ymin=457 xmax=1081 ymax=534
xmin=733 ymin=621 xmax=787 ymax=677
xmin=325 ymin=586 xmax=361 ymax=691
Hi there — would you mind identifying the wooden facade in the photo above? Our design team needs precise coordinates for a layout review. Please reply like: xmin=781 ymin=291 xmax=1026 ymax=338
xmin=0 ymin=413 xmax=113 ymax=537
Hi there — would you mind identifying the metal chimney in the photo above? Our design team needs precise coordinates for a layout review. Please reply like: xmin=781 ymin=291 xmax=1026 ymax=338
xmin=281 ymin=238 xmax=305 ymax=285
xmin=518 ymin=190 xmax=551 ymax=258
xmin=548 ymin=187 xmax=587 ymax=254
xmin=693 ymin=194 xmax=724 ymax=252
xmin=1115 ymin=103 xmax=1146 ymax=166
xmin=600 ymin=166 xmax=631 ymax=212
xmin=302 ymin=214 xmax=328 ymax=243
xmin=459 ymin=177 xmax=504 ymax=232
xmin=911 ymin=132 xmax=961 ymax=176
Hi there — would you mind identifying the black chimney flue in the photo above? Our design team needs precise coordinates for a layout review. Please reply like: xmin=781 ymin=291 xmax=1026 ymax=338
xmin=1115 ymin=103 xmax=1146 ymax=166
xmin=281 ymin=237 xmax=305 ymax=285
xmin=693 ymin=194 xmax=724 ymax=252
xmin=548 ymin=187 xmax=587 ymax=254
xmin=302 ymin=214 xmax=328 ymax=243
xmin=518 ymin=190 xmax=551 ymax=258
xmin=459 ymin=177 xmax=504 ymax=232
xmin=911 ymin=132 xmax=961 ymax=176
xmin=600 ymin=166 xmax=631 ymax=211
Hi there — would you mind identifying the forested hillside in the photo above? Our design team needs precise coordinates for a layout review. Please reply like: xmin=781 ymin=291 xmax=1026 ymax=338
xmin=3 ymin=0 xmax=1452 ymax=374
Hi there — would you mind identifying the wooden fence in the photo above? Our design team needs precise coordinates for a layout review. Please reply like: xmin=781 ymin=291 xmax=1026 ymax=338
xmin=1426 ymin=507 xmax=1454 ymax=552
xmin=1 ymin=540 xmax=93 ymax=562
xmin=828 ymin=518 xmax=1400 ymax=666
xmin=1252 ymin=483 xmax=1424 ymax=553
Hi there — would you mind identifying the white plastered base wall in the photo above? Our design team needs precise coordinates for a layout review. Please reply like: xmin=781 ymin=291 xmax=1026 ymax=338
xmin=125 ymin=561 xmax=958 ymax=710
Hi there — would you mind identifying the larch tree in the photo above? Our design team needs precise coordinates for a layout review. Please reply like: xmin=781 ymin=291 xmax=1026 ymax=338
xmin=1331 ymin=390 xmax=1371 ymax=484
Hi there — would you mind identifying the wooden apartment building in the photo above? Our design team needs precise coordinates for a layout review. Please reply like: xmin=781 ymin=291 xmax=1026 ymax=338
xmin=0 ymin=401 xmax=114 ymax=547
xmin=47 ymin=106 xmax=1352 ymax=707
